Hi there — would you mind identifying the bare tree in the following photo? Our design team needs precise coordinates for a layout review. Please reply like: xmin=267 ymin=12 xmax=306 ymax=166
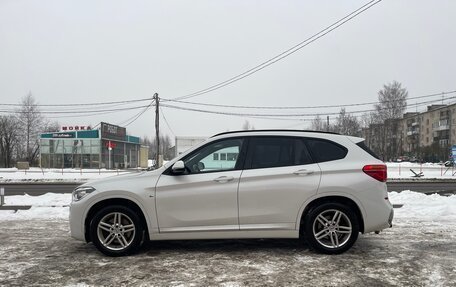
xmin=311 ymin=115 xmax=326 ymax=131
xmin=143 ymin=133 xmax=175 ymax=161
xmin=0 ymin=115 xmax=19 ymax=167
xmin=360 ymin=112 xmax=380 ymax=128
xmin=242 ymin=120 xmax=254 ymax=130
xmin=43 ymin=120 xmax=60 ymax=133
xmin=333 ymin=108 xmax=361 ymax=136
xmin=375 ymin=81 xmax=408 ymax=121
xmin=16 ymin=92 xmax=44 ymax=164
xmin=363 ymin=82 xmax=408 ymax=160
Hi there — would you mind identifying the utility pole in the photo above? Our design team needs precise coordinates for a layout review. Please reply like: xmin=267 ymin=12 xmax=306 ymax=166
xmin=326 ymin=116 xmax=330 ymax=132
xmin=154 ymin=93 xmax=160 ymax=167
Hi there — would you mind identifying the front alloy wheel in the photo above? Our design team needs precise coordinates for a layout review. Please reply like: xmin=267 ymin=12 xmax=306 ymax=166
xmin=305 ymin=203 xmax=359 ymax=254
xmin=90 ymin=205 xmax=144 ymax=256
xmin=97 ymin=212 xmax=136 ymax=251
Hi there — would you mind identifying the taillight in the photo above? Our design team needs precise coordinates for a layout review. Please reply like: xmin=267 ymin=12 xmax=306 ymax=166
xmin=363 ymin=164 xmax=387 ymax=182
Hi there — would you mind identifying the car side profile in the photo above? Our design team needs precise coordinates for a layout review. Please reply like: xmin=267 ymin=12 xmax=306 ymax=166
xmin=69 ymin=130 xmax=393 ymax=256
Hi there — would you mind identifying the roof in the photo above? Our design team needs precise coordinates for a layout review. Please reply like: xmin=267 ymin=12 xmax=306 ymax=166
xmin=211 ymin=129 xmax=340 ymax=138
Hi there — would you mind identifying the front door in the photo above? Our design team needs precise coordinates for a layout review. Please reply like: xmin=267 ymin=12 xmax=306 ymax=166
xmin=156 ymin=138 xmax=246 ymax=233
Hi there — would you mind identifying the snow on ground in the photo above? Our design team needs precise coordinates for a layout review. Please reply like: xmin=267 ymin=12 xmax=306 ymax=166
xmin=387 ymin=162 xmax=456 ymax=179
xmin=390 ymin=190 xmax=456 ymax=221
xmin=0 ymin=193 xmax=71 ymax=221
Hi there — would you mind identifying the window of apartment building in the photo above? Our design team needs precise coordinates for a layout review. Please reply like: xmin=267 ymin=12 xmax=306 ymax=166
xmin=426 ymin=119 xmax=429 ymax=125
xmin=426 ymin=128 xmax=429 ymax=133
xmin=426 ymin=137 xmax=429 ymax=143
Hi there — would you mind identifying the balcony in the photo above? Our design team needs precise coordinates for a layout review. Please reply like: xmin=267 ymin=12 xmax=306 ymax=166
xmin=432 ymin=120 xmax=450 ymax=131
xmin=406 ymin=128 xmax=419 ymax=136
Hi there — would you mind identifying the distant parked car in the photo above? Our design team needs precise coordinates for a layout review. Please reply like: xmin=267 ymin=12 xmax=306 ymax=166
xmin=70 ymin=130 xmax=394 ymax=256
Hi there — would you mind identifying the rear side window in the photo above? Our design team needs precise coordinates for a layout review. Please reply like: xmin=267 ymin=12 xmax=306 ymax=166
xmin=356 ymin=141 xmax=380 ymax=160
xmin=248 ymin=137 xmax=313 ymax=169
xmin=306 ymin=138 xmax=347 ymax=163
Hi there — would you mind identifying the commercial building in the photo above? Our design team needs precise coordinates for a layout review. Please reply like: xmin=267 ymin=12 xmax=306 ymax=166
xmin=175 ymin=136 xmax=207 ymax=156
xmin=40 ymin=122 xmax=148 ymax=169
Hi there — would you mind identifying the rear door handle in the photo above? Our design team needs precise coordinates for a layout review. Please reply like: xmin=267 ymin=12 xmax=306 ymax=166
xmin=213 ymin=176 xmax=234 ymax=183
xmin=293 ymin=169 xmax=315 ymax=176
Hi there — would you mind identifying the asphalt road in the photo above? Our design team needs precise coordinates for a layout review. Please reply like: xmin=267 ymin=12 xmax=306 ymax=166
xmin=1 ymin=181 xmax=455 ymax=196
xmin=386 ymin=181 xmax=456 ymax=195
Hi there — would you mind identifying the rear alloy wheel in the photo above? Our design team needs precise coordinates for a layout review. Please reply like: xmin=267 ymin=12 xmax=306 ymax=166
xmin=90 ymin=205 xmax=144 ymax=256
xmin=305 ymin=203 xmax=359 ymax=254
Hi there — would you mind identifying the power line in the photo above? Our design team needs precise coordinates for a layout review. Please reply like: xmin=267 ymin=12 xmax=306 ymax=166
xmin=0 ymin=97 xmax=154 ymax=107
xmin=161 ymin=96 xmax=456 ymax=118
xmin=172 ymin=0 xmax=383 ymax=101
xmin=123 ymin=100 xmax=155 ymax=127
xmin=160 ymin=106 xmax=176 ymax=137
xmin=0 ymin=104 xmax=152 ymax=115
xmin=164 ymin=90 xmax=456 ymax=110
xmin=117 ymin=101 xmax=154 ymax=127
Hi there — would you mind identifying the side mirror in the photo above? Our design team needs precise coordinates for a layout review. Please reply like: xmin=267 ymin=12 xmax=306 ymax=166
xmin=172 ymin=160 xmax=186 ymax=174
xmin=197 ymin=162 xmax=205 ymax=171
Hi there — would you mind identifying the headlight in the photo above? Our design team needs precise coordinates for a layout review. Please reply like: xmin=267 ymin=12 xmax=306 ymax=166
xmin=72 ymin=186 xmax=96 ymax=202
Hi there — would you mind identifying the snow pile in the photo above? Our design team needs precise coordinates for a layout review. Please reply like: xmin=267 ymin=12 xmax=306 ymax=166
xmin=389 ymin=190 xmax=456 ymax=221
xmin=0 ymin=194 xmax=71 ymax=221
xmin=1 ymin=191 xmax=455 ymax=224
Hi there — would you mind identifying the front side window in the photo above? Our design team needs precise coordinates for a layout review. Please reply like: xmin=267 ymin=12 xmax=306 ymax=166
xmin=182 ymin=138 xmax=244 ymax=174
xmin=248 ymin=137 xmax=313 ymax=169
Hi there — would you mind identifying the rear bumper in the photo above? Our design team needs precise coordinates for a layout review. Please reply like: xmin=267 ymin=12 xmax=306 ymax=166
xmin=364 ymin=199 xmax=394 ymax=233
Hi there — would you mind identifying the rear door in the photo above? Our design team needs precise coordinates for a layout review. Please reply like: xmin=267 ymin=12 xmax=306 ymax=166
xmin=238 ymin=136 xmax=321 ymax=231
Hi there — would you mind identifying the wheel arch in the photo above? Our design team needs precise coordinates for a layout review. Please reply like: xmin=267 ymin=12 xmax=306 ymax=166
xmin=84 ymin=197 xmax=150 ymax=242
xmin=298 ymin=195 xmax=365 ymax=234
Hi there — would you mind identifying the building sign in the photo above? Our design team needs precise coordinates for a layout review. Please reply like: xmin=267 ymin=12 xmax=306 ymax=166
xmin=61 ymin=125 xmax=92 ymax=131
xmin=101 ymin=122 xmax=126 ymax=141
xmin=52 ymin=133 xmax=75 ymax=138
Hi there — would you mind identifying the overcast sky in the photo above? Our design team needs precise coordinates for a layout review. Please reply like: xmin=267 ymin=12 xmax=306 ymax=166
xmin=1 ymin=0 xmax=455 ymax=140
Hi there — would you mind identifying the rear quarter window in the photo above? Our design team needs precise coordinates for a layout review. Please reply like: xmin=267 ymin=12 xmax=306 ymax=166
xmin=356 ymin=141 xmax=380 ymax=160
xmin=306 ymin=138 xmax=348 ymax=163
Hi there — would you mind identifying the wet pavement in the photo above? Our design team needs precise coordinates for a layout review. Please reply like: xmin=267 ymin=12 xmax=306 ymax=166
xmin=0 ymin=218 xmax=455 ymax=286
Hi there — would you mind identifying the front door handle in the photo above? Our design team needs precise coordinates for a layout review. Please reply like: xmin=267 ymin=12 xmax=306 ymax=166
xmin=213 ymin=176 xmax=234 ymax=183
xmin=293 ymin=169 xmax=315 ymax=176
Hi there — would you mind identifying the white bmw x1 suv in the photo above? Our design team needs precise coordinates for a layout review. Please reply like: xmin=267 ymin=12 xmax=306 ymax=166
xmin=70 ymin=130 xmax=393 ymax=256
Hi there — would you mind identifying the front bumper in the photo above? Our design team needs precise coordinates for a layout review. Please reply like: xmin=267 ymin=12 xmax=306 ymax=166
xmin=69 ymin=200 xmax=86 ymax=241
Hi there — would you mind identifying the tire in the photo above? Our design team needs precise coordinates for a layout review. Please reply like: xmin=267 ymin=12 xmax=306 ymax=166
xmin=304 ymin=202 xmax=359 ymax=254
xmin=90 ymin=205 xmax=144 ymax=257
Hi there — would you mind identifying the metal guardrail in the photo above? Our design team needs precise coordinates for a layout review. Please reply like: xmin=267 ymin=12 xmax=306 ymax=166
xmin=0 ymin=186 xmax=32 ymax=211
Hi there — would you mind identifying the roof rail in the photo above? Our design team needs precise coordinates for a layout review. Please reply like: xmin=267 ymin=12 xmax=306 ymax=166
xmin=211 ymin=129 xmax=340 ymax=138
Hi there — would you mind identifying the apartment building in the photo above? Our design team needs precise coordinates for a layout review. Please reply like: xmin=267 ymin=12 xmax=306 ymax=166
xmin=364 ymin=103 xmax=456 ymax=162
